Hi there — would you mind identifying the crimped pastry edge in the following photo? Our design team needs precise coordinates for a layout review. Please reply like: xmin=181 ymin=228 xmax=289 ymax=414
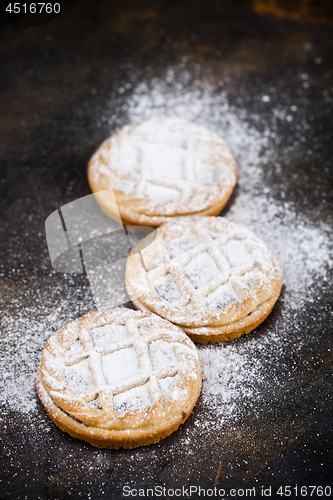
xmin=36 ymin=309 xmax=202 ymax=449
xmin=126 ymin=216 xmax=283 ymax=343
xmin=36 ymin=367 xmax=200 ymax=449
xmin=87 ymin=118 xmax=238 ymax=227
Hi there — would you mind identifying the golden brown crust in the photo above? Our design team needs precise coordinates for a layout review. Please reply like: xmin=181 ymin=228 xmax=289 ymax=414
xmin=126 ymin=216 xmax=283 ymax=343
xmin=91 ymin=193 xmax=232 ymax=228
xmin=87 ymin=118 xmax=237 ymax=227
xmin=174 ymin=295 xmax=279 ymax=343
xmin=36 ymin=309 xmax=202 ymax=449
xmin=36 ymin=368 xmax=192 ymax=449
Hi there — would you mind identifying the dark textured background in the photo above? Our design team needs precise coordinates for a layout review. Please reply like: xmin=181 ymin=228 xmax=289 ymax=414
xmin=0 ymin=1 xmax=332 ymax=499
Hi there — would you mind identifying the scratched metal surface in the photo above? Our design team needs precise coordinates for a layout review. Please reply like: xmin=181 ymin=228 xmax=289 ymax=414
xmin=0 ymin=1 xmax=332 ymax=499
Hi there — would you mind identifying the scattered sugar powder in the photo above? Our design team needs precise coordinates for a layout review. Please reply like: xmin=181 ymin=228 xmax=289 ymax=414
xmin=65 ymin=359 xmax=93 ymax=395
xmin=90 ymin=323 xmax=128 ymax=346
xmin=113 ymin=383 xmax=151 ymax=412
xmin=102 ymin=347 xmax=140 ymax=385
xmin=149 ymin=339 xmax=178 ymax=369
xmin=184 ymin=251 xmax=219 ymax=288
xmin=153 ymin=273 xmax=181 ymax=303
xmin=158 ymin=376 xmax=176 ymax=399
xmin=205 ymin=281 xmax=239 ymax=311
xmin=0 ymin=75 xmax=332 ymax=429
xmin=121 ymin=78 xmax=333 ymax=422
xmin=167 ymin=234 xmax=199 ymax=258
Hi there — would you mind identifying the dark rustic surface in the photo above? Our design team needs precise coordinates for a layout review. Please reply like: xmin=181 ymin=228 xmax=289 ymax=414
xmin=0 ymin=1 xmax=332 ymax=499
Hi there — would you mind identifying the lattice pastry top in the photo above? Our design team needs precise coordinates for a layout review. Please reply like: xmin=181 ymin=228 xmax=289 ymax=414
xmin=36 ymin=308 xmax=202 ymax=449
xmin=126 ymin=216 xmax=283 ymax=343
xmin=88 ymin=117 xmax=238 ymax=226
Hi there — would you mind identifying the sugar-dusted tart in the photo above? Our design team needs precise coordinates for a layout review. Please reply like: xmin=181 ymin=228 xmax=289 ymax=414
xmin=126 ymin=216 xmax=283 ymax=343
xmin=36 ymin=308 xmax=202 ymax=449
xmin=88 ymin=117 xmax=237 ymax=227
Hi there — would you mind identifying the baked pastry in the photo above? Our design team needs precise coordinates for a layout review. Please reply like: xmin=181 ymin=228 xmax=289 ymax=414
xmin=126 ymin=216 xmax=283 ymax=343
xmin=88 ymin=117 xmax=237 ymax=227
xmin=36 ymin=308 xmax=202 ymax=449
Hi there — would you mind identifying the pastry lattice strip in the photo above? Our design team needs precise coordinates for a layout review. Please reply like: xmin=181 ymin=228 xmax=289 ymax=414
xmin=145 ymin=220 xmax=265 ymax=312
xmin=44 ymin=310 xmax=197 ymax=416
xmin=106 ymin=123 xmax=226 ymax=202
xmin=67 ymin=320 xmax=180 ymax=411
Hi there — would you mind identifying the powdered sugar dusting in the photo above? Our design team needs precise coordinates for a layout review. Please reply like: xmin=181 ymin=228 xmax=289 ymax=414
xmin=158 ymin=376 xmax=176 ymax=399
xmin=0 ymin=76 xmax=332 ymax=429
xmin=167 ymin=234 xmax=199 ymax=258
xmin=91 ymin=324 xmax=128 ymax=346
xmin=113 ymin=383 xmax=151 ymax=412
xmin=205 ymin=281 xmax=239 ymax=310
xmin=126 ymin=77 xmax=333 ymax=420
xmin=149 ymin=339 xmax=178 ymax=369
xmin=65 ymin=359 xmax=93 ymax=395
xmin=88 ymin=116 xmax=237 ymax=221
xmin=102 ymin=347 xmax=140 ymax=385
xmin=223 ymin=239 xmax=252 ymax=268
xmin=145 ymin=182 xmax=181 ymax=203
xmin=153 ymin=273 xmax=181 ymax=303
xmin=184 ymin=251 xmax=219 ymax=288
xmin=132 ymin=216 xmax=281 ymax=325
